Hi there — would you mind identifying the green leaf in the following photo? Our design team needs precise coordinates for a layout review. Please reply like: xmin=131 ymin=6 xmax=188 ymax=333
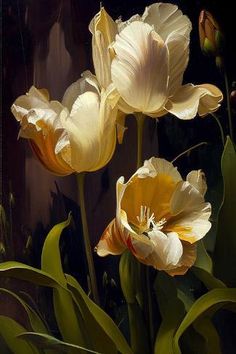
xmin=41 ymin=213 xmax=72 ymax=287
xmin=119 ymin=252 xmax=148 ymax=354
xmin=0 ymin=288 xmax=49 ymax=335
xmin=41 ymin=214 xmax=86 ymax=350
xmin=194 ymin=317 xmax=221 ymax=354
xmin=173 ymin=288 xmax=236 ymax=354
xmin=194 ymin=241 xmax=213 ymax=273
xmin=213 ymin=137 xmax=236 ymax=286
xmin=66 ymin=273 xmax=133 ymax=354
xmin=154 ymin=273 xmax=185 ymax=354
xmin=0 ymin=315 xmax=39 ymax=354
xmin=0 ymin=261 xmax=62 ymax=288
xmin=192 ymin=267 xmax=226 ymax=290
xmin=18 ymin=332 xmax=102 ymax=354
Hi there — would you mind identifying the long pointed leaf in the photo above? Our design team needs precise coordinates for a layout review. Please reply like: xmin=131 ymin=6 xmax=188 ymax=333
xmin=41 ymin=214 xmax=86 ymax=350
xmin=173 ymin=288 xmax=236 ymax=354
xmin=213 ymin=137 xmax=236 ymax=286
xmin=0 ymin=288 xmax=49 ymax=335
xmin=0 ymin=315 xmax=39 ymax=354
xmin=66 ymin=274 xmax=133 ymax=354
xmin=18 ymin=332 xmax=102 ymax=354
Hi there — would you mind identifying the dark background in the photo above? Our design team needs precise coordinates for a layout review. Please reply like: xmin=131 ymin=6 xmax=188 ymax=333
xmin=1 ymin=0 xmax=236 ymax=352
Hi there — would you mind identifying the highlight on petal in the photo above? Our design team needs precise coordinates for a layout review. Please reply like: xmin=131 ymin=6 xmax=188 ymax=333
xmin=168 ymin=181 xmax=211 ymax=243
xmin=111 ymin=21 xmax=169 ymax=115
xmin=59 ymin=84 xmax=119 ymax=172
xmin=62 ymin=71 xmax=99 ymax=111
xmin=137 ymin=157 xmax=182 ymax=181
xmin=11 ymin=86 xmax=73 ymax=176
xmin=187 ymin=170 xmax=207 ymax=196
xmin=89 ymin=7 xmax=117 ymax=88
xmin=116 ymin=110 xmax=127 ymax=144
xmin=167 ymin=241 xmax=197 ymax=276
xmin=165 ymin=83 xmax=223 ymax=119
xmin=142 ymin=2 xmax=192 ymax=41
xmin=165 ymin=32 xmax=190 ymax=95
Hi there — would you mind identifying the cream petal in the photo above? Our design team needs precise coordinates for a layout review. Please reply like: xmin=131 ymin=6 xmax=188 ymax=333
xmin=89 ymin=8 xmax=117 ymax=88
xmin=165 ymin=83 xmax=223 ymax=120
xmin=137 ymin=157 xmax=182 ymax=182
xmin=167 ymin=241 xmax=197 ymax=276
xmin=186 ymin=170 xmax=207 ymax=196
xmin=140 ymin=230 xmax=183 ymax=270
xmin=59 ymin=85 xmax=118 ymax=173
xmin=62 ymin=71 xmax=99 ymax=112
xmin=111 ymin=21 xmax=169 ymax=114
xmin=166 ymin=32 xmax=190 ymax=95
xmin=142 ymin=3 xmax=192 ymax=41
xmin=168 ymin=181 xmax=211 ymax=243
xmin=96 ymin=219 xmax=127 ymax=256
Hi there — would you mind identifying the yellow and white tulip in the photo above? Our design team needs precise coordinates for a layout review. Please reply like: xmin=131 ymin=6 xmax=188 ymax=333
xmin=96 ymin=158 xmax=211 ymax=275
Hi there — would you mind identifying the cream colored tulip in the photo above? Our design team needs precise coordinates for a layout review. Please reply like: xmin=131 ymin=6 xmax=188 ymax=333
xmin=90 ymin=3 xmax=223 ymax=119
xmin=96 ymin=157 xmax=211 ymax=275
xmin=11 ymin=71 xmax=119 ymax=175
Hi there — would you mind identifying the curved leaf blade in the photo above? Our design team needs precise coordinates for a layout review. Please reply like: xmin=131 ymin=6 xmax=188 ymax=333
xmin=18 ymin=332 xmax=102 ymax=354
xmin=173 ymin=288 xmax=236 ymax=354
xmin=213 ymin=137 xmax=236 ymax=286
xmin=0 ymin=288 xmax=49 ymax=335
xmin=0 ymin=315 xmax=39 ymax=354
xmin=66 ymin=274 xmax=133 ymax=354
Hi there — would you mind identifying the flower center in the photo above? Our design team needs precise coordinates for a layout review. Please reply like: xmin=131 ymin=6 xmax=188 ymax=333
xmin=134 ymin=205 xmax=167 ymax=235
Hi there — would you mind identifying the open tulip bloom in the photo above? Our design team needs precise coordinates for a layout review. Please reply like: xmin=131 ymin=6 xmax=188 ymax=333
xmin=90 ymin=2 xmax=223 ymax=119
xmin=96 ymin=158 xmax=211 ymax=275
xmin=11 ymin=71 xmax=119 ymax=175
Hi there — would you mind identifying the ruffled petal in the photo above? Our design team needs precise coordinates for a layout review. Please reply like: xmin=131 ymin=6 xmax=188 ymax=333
xmin=96 ymin=219 xmax=127 ymax=256
xmin=133 ymin=230 xmax=183 ymax=270
xmin=167 ymin=241 xmax=197 ymax=276
xmin=165 ymin=83 xmax=223 ymax=120
xmin=142 ymin=2 xmax=192 ymax=41
xmin=137 ymin=157 xmax=182 ymax=181
xmin=62 ymin=71 xmax=99 ymax=111
xmin=187 ymin=170 xmax=207 ymax=196
xmin=11 ymin=87 xmax=73 ymax=176
xmin=167 ymin=181 xmax=211 ymax=243
xmin=111 ymin=21 xmax=169 ymax=114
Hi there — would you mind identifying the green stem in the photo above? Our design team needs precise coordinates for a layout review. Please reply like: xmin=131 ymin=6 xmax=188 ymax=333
xmin=77 ymin=172 xmax=100 ymax=305
xmin=210 ymin=112 xmax=225 ymax=146
xmin=171 ymin=142 xmax=208 ymax=164
xmin=224 ymin=70 xmax=234 ymax=141
xmin=145 ymin=266 xmax=154 ymax=348
xmin=135 ymin=113 xmax=145 ymax=169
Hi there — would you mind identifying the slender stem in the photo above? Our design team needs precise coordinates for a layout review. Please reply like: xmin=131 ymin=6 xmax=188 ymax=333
xmin=171 ymin=141 xmax=208 ymax=164
xmin=135 ymin=113 xmax=145 ymax=169
xmin=210 ymin=112 xmax=225 ymax=146
xmin=145 ymin=267 xmax=154 ymax=347
xmin=77 ymin=172 xmax=100 ymax=305
xmin=224 ymin=70 xmax=234 ymax=141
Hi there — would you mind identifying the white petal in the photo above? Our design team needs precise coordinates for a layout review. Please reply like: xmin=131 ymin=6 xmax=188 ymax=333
xmin=111 ymin=21 xmax=169 ymax=114
xmin=187 ymin=170 xmax=207 ymax=196
xmin=166 ymin=32 xmax=190 ymax=95
xmin=60 ymin=85 xmax=118 ymax=172
xmin=165 ymin=83 xmax=223 ymax=120
xmin=168 ymin=181 xmax=211 ymax=243
xmin=62 ymin=71 xmax=99 ymax=112
xmin=142 ymin=2 xmax=192 ymax=41
xmin=89 ymin=8 xmax=117 ymax=88
xmin=137 ymin=157 xmax=182 ymax=182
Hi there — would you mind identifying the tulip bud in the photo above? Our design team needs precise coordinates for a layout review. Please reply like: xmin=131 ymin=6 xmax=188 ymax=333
xmin=199 ymin=10 xmax=224 ymax=57
xmin=230 ymin=90 xmax=236 ymax=110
